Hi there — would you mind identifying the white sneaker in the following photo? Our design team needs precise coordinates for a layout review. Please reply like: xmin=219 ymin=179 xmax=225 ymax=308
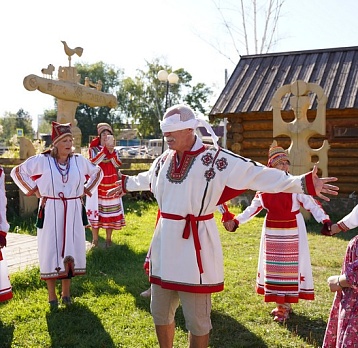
xmin=140 ymin=288 xmax=151 ymax=298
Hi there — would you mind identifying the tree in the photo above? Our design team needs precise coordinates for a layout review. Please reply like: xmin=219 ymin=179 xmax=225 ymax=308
xmin=116 ymin=59 xmax=212 ymax=138
xmin=74 ymin=62 xmax=124 ymax=145
xmin=38 ymin=108 xmax=57 ymax=134
xmin=0 ymin=109 xmax=34 ymax=144
xmin=200 ymin=0 xmax=285 ymax=64
xmin=14 ymin=60 xmax=211 ymax=145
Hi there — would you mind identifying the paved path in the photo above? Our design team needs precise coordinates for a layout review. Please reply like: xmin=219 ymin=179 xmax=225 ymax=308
xmin=5 ymin=233 xmax=91 ymax=274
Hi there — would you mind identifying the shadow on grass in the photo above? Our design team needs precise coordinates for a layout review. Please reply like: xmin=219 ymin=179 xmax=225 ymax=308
xmin=285 ymin=312 xmax=327 ymax=348
xmin=77 ymin=244 xmax=269 ymax=347
xmin=210 ymin=310 xmax=268 ymax=348
xmin=122 ymin=195 xmax=157 ymax=216
xmin=46 ymin=302 xmax=115 ymax=348
xmin=76 ymin=242 xmax=151 ymax=312
xmin=309 ymin=225 xmax=358 ymax=243
xmin=0 ymin=318 xmax=14 ymax=348
xmin=163 ymin=301 xmax=269 ymax=347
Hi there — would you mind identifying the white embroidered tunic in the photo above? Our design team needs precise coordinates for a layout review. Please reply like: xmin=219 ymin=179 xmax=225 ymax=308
xmin=11 ymin=154 xmax=103 ymax=280
xmin=122 ymin=138 xmax=317 ymax=293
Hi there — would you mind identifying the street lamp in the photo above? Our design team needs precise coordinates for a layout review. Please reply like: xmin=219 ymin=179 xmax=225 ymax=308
xmin=157 ymin=70 xmax=179 ymax=153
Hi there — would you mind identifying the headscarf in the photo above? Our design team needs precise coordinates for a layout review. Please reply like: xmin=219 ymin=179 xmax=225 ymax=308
xmin=160 ymin=104 xmax=219 ymax=148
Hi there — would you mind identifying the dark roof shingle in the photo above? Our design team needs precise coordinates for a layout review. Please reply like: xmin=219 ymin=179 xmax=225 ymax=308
xmin=210 ymin=46 xmax=358 ymax=116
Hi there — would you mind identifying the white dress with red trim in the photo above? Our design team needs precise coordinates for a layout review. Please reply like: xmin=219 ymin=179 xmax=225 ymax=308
xmin=236 ymin=190 xmax=329 ymax=303
xmin=10 ymin=154 xmax=103 ymax=280
xmin=86 ymin=143 xmax=125 ymax=230
xmin=0 ymin=167 xmax=12 ymax=302
xmin=122 ymin=137 xmax=317 ymax=294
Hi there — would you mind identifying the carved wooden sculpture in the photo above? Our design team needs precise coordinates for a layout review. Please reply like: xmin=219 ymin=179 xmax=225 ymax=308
xmin=271 ymin=80 xmax=329 ymax=177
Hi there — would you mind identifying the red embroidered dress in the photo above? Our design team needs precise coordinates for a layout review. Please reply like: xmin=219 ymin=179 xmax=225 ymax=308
xmin=86 ymin=142 xmax=125 ymax=230
xmin=236 ymin=190 xmax=330 ymax=304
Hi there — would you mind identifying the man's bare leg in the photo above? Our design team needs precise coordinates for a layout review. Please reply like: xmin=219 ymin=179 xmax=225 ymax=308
xmin=155 ymin=322 xmax=175 ymax=348
xmin=189 ymin=332 xmax=209 ymax=348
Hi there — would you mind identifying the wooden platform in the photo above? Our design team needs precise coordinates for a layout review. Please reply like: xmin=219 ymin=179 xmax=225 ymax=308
xmin=4 ymin=233 xmax=91 ymax=274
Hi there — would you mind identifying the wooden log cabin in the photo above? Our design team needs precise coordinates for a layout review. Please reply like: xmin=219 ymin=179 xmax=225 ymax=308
xmin=209 ymin=46 xmax=358 ymax=214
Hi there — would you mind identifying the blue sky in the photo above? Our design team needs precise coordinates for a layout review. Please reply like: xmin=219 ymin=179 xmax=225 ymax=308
xmin=1 ymin=0 xmax=357 ymax=128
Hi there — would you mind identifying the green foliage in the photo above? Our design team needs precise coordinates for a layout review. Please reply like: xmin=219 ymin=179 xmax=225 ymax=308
xmin=69 ymin=59 xmax=212 ymax=144
xmin=0 ymin=109 xmax=34 ymax=144
xmin=116 ymin=59 xmax=213 ymax=138
xmin=74 ymin=61 xmax=124 ymax=145
xmin=2 ymin=59 xmax=212 ymax=146
xmin=1 ymin=199 xmax=351 ymax=347
xmin=38 ymin=109 xmax=57 ymax=134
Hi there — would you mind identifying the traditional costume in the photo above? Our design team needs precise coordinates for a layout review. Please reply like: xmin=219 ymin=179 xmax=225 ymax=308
xmin=0 ymin=166 xmax=12 ymax=302
xmin=86 ymin=123 xmax=125 ymax=231
xmin=234 ymin=146 xmax=330 ymax=321
xmin=323 ymin=204 xmax=358 ymax=347
xmin=236 ymin=191 xmax=329 ymax=302
xmin=11 ymin=123 xmax=103 ymax=280
xmin=119 ymin=110 xmax=320 ymax=294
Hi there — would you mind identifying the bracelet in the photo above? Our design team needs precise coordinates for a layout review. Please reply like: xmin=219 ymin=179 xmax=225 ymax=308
xmin=337 ymin=276 xmax=343 ymax=289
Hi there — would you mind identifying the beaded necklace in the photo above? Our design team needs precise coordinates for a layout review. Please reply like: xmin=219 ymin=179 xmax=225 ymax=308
xmin=54 ymin=157 xmax=70 ymax=183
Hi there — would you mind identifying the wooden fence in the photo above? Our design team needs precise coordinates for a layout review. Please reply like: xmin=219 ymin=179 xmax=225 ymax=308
xmin=1 ymin=157 xmax=153 ymax=217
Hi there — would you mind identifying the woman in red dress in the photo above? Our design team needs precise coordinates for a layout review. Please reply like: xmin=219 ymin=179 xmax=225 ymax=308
xmin=86 ymin=123 xmax=126 ymax=247
xmin=224 ymin=146 xmax=332 ymax=322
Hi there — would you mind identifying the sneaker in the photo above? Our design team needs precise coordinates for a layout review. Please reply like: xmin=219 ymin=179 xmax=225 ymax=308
xmin=273 ymin=305 xmax=292 ymax=323
xmin=62 ymin=296 xmax=72 ymax=306
xmin=140 ymin=288 xmax=151 ymax=298
xmin=49 ymin=300 xmax=58 ymax=311
xmin=271 ymin=307 xmax=279 ymax=316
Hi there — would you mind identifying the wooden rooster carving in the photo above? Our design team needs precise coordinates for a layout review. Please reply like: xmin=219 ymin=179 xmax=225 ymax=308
xmin=61 ymin=41 xmax=83 ymax=66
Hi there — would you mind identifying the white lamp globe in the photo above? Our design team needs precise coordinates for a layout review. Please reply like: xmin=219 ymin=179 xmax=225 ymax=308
xmin=157 ymin=70 xmax=169 ymax=82
xmin=168 ymin=72 xmax=179 ymax=84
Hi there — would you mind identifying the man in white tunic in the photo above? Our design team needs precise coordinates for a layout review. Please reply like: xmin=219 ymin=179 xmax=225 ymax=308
xmin=112 ymin=104 xmax=338 ymax=348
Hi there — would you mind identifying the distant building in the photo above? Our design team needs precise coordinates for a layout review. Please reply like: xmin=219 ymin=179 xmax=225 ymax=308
xmin=196 ymin=125 xmax=224 ymax=145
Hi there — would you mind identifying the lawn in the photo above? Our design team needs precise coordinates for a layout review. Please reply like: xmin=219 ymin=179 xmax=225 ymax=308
xmin=0 ymin=196 xmax=353 ymax=348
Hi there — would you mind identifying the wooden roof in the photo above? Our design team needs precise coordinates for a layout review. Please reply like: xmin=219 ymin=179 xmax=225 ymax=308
xmin=210 ymin=46 xmax=358 ymax=117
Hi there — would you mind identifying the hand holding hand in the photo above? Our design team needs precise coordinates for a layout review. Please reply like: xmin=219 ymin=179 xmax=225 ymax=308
xmin=223 ymin=220 xmax=238 ymax=232
xmin=321 ymin=222 xmax=341 ymax=236
xmin=320 ymin=220 xmax=333 ymax=236
xmin=107 ymin=181 xmax=125 ymax=198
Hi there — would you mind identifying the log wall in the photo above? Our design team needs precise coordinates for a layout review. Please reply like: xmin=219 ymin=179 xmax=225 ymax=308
xmin=225 ymin=109 xmax=358 ymax=197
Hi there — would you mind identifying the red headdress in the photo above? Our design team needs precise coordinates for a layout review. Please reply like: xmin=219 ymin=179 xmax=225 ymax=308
xmin=51 ymin=122 xmax=72 ymax=145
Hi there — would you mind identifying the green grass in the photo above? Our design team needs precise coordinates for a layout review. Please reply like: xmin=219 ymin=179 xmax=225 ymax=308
xmin=0 ymin=198 xmax=354 ymax=348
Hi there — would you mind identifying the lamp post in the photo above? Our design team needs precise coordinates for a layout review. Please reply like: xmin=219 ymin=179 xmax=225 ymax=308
xmin=157 ymin=70 xmax=179 ymax=153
